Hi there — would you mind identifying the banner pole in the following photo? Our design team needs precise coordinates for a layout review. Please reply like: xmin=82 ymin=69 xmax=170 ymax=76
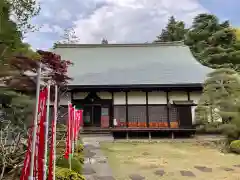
xmin=68 ymin=102 xmax=72 ymax=170
xmin=29 ymin=64 xmax=41 ymax=180
xmin=72 ymin=106 xmax=76 ymax=155
xmin=75 ymin=110 xmax=78 ymax=152
xmin=53 ymin=85 xmax=58 ymax=180
xmin=43 ymin=83 xmax=51 ymax=180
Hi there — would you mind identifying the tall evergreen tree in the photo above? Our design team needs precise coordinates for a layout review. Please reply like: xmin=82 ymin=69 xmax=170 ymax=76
xmin=185 ymin=14 xmax=240 ymax=71
xmin=155 ymin=16 xmax=187 ymax=42
xmin=235 ymin=28 xmax=240 ymax=41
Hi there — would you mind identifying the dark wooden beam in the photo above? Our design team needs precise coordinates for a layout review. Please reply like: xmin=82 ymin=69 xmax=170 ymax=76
xmin=187 ymin=91 xmax=190 ymax=101
xmin=110 ymin=92 xmax=114 ymax=128
xmin=166 ymin=91 xmax=171 ymax=128
xmin=125 ymin=91 xmax=129 ymax=127
xmin=146 ymin=91 xmax=149 ymax=127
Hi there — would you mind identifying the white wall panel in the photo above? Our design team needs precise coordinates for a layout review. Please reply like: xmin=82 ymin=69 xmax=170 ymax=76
xmin=169 ymin=91 xmax=188 ymax=103
xmin=97 ymin=92 xmax=112 ymax=99
xmin=128 ymin=92 xmax=146 ymax=104
xmin=190 ymin=91 xmax=201 ymax=104
xmin=73 ymin=92 xmax=88 ymax=99
xmin=148 ymin=91 xmax=167 ymax=104
xmin=113 ymin=92 xmax=126 ymax=105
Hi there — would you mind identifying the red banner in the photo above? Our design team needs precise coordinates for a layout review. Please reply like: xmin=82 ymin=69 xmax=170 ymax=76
xmin=75 ymin=110 xmax=83 ymax=140
xmin=64 ymin=103 xmax=73 ymax=159
xmin=20 ymin=88 xmax=48 ymax=180
xmin=37 ymin=88 xmax=48 ymax=180
xmin=20 ymin=127 xmax=32 ymax=180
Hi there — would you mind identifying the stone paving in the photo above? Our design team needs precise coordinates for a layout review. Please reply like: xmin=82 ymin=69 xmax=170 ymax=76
xmin=82 ymin=135 xmax=115 ymax=180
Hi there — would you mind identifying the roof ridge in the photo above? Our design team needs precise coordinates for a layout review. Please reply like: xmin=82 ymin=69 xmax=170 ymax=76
xmin=54 ymin=41 xmax=185 ymax=48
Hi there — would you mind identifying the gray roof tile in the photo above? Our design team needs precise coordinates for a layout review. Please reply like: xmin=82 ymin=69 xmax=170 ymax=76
xmin=53 ymin=43 xmax=212 ymax=86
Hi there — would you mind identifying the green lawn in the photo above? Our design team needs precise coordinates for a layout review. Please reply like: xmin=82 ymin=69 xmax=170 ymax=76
xmin=101 ymin=141 xmax=240 ymax=180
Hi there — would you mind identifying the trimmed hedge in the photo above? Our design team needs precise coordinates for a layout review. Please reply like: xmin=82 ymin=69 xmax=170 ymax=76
xmin=56 ymin=167 xmax=85 ymax=180
xmin=230 ymin=140 xmax=240 ymax=154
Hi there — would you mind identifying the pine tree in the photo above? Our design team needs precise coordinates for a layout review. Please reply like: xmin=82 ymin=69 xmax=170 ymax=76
xmin=235 ymin=28 xmax=240 ymax=41
xmin=155 ymin=16 xmax=187 ymax=42
xmin=197 ymin=68 xmax=240 ymax=123
xmin=185 ymin=14 xmax=240 ymax=71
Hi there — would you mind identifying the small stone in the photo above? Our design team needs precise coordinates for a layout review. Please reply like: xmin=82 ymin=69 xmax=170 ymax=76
xmin=154 ymin=169 xmax=165 ymax=176
xmin=129 ymin=174 xmax=145 ymax=180
xmin=84 ymin=150 xmax=96 ymax=158
xmin=142 ymin=152 xmax=150 ymax=156
xmin=180 ymin=171 xmax=196 ymax=177
xmin=221 ymin=167 xmax=234 ymax=171
xmin=98 ymin=160 xmax=107 ymax=164
xmin=194 ymin=166 xmax=212 ymax=172
xmin=233 ymin=164 xmax=240 ymax=168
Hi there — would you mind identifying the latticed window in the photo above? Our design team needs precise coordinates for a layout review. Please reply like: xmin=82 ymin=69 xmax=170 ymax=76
xmin=169 ymin=106 xmax=179 ymax=128
xmin=148 ymin=106 xmax=168 ymax=127
xmin=169 ymin=107 xmax=178 ymax=122
xmin=114 ymin=106 xmax=126 ymax=127
xmin=128 ymin=106 xmax=146 ymax=127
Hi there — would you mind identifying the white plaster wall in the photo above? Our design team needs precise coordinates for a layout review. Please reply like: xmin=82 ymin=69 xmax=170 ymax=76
xmin=113 ymin=92 xmax=126 ymax=105
xmin=127 ymin=92 xmax=146 ymax=104
xmin=148 ymin=91 xmax=167 ymax=104
xmin=169 ymin=91 xmax=188 ymax=103
xmin=191 ymin=106 xmax=196 ymax=124
xmin=73 ymin=92 xmax=88 ymax=99
xmin=190 ymin=91 xmax=202 ymax=104
xmin=97 ymin=92 xmax=112 ymax=99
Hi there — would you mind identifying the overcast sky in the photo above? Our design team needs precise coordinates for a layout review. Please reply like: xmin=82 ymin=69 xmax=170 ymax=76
xmin=24 ymin=0 xmax=240 ymax=50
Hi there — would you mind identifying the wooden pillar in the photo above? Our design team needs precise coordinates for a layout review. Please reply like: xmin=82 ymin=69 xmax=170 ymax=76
xmin=171 ymin=132 xmax=175 ymax=139
xmin=187 ymin=91 xmax=190 ymax=101
xmin=125 ymin=91 xmax=129 ymax=128
xmin=148 ymin=132 xmax=151 ymax=141
xmin=146 ymin=91 xmax=149 ymax=127
xmin=166 ymin=91 xmax=171 ymax=128
xmin=110 ymin=92 xmax=114 ymax=128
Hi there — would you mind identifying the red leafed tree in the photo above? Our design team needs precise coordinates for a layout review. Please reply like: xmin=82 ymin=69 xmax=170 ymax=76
xmin=5 ymin=50 xmax=73 ymax=92
xmin=37 ymin=50 xmax=73 ymax=86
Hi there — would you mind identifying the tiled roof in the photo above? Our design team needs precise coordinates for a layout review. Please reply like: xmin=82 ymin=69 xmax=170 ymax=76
xmin=53 ymin=42 xmax=212 ymax=86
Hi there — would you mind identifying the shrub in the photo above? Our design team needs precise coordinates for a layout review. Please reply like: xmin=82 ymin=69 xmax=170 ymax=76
xmin=219 ymin=124 xmax=240 ymax=143
xmin=74 ymin=153 xmax=84 ymax=165
xmin=55 ymin=167 xmax=85 ymax=180
xmin=56 ymin=155 xmax=83 ymax=173
xmin=196 ymin=122 xmax=222 ymax=134
xmin=56 ymin=124 xmax=67 ymax=140
xmin=230 ymin=140 xmax=240 ymax=154
xmin=76 ymin=144 xmax=84 ymax=153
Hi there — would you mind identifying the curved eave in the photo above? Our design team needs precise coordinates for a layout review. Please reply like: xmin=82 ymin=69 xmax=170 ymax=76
xmin=67 ymin=83 xmax=203 ymax=91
